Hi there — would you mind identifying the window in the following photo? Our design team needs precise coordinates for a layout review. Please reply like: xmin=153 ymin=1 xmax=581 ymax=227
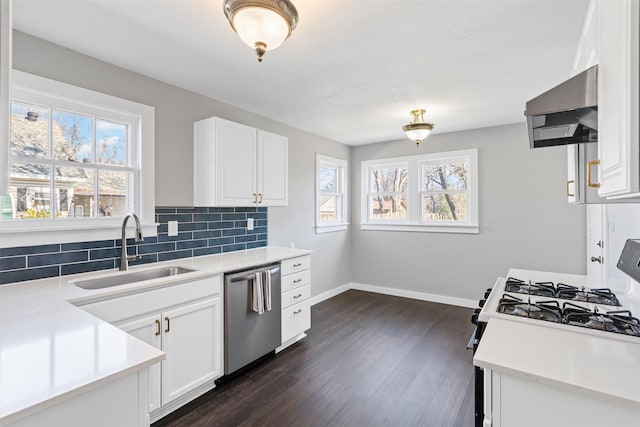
xmin=316 ymin=154 xmax=348 ymax=233
xmin=0 ymin=71 xmax=156 ymax=247
xmin=361 ymin=149 xmax=478 ymax=233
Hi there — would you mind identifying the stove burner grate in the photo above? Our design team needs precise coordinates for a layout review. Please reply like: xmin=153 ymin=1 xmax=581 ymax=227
xmin=556 ymin=283 xmax=621 ymax=306
xmin=504 ymin=277 xmax=556 ymax=298
xmin=497 ymin=294 xmax=562 ymax=323
xmin=562 ymin=303 xmax=640 ymax=337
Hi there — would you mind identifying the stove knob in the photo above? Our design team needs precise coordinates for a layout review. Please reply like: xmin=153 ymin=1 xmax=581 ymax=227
xmin=484 ymin=289 xmax=492 ymax=298
xmin=471 ymin=313 xmax=478 ymax=325
xmin=479 ymin=299 xmax=486 ymax=308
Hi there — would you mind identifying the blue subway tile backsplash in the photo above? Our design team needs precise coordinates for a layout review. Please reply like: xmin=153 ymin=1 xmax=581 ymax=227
xmin=0 ymin=206 xmax=268 ymax=285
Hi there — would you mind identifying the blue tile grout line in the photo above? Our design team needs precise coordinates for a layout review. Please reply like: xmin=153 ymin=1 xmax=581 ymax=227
xmin=0 ymin=206 xmax=268 ymax=285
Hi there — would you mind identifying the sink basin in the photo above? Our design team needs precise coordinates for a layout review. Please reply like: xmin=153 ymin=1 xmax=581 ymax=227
xmin=73 ymin=266 xmax=197 ymax=290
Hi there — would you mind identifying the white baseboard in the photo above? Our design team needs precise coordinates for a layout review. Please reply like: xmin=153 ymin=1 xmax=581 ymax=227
xmin=310 ymin=282 xmax=477 ymax=309
xmin=309 ymin=283 xmax=351 ymax=306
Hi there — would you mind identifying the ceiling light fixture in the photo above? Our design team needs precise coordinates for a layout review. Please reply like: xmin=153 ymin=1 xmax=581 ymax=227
xmin=223 ymin=0 xmax=299 ymax=63
xmin=402 ymin=109 xmax=434 ymax=147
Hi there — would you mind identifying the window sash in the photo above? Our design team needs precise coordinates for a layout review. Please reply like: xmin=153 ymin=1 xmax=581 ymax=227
xmin=8 ymin=88 xmax=140 ymax=221
xmin=361 ymin=149 xmax=478 ymax=233
xmin=316 ymin=154 xmax=348 ymax=232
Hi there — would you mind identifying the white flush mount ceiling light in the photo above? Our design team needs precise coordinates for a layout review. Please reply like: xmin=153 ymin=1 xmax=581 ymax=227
xmin=223 ymin=0 xmax=299 ymax=62
xmin=402 ymin=109 xmax=434 ymax=147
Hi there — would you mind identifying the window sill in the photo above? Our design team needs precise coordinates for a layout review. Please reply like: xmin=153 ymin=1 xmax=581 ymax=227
xmin=315 ymin=223 xmax=349 ymax=234
xmin=360 ymin=223 xmax=479 ymax=234
xmin=0 ymin=222 xmax=158 ymax=248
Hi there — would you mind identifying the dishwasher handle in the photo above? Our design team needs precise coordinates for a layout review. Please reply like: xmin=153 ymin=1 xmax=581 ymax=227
xmin=228 ymin=266 xmax=280 ymax=282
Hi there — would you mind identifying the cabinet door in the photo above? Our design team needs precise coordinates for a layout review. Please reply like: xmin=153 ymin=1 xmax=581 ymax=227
xmin=161 ymin=297 xmax=222 ymax=406
xmin=117 ymin=314 xmax=162 ymax=413
xmin=257 ymin=130 xmax=288 ymax=206
xmin=216 ymin=119 xmax=257 ymax=205
xmin=597 ymin=0 xmax=640 ymax=197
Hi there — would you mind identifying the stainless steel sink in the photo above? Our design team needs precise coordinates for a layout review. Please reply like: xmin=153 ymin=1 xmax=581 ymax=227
xmin=73 ymin=266 xmax=197 ymax=290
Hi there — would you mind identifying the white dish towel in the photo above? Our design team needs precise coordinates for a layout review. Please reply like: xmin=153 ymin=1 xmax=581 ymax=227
xmin=251 ymin=269 xmax=272 ymax=315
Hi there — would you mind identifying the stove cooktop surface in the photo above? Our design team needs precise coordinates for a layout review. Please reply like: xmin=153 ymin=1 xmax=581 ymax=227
xmin=479 ymin=269 xmax=640 ymax=342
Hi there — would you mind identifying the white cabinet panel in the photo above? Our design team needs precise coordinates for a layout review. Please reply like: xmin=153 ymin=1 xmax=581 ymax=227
xmin=596 ymin=0 xmax=639 ymax=197
xmin=281 ymin=300 xmax=311 ymax=344
xmin=216 ymin=120 xmax=257 ymax=205
xmin=117 ymin=314 xmax=162 ymax=413
xmin=161 ymin=297 xmax=221 ymax=406
xmin=257 ymin=130 xmax=288 ymax=206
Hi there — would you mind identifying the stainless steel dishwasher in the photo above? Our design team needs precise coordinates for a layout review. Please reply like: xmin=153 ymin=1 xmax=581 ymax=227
xmin=224 ymin=263 xmax=281 ymax=375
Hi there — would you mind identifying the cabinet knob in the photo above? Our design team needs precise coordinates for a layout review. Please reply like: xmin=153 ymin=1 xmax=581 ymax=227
xmin=293 ymin=293 xmax=303 ymax=299
xmin=252 ymin=193 xmax=258 ymax=204
xmin=155 ymin=319 xmax=161 ymax=336
xmin=597 ymin=240 xmax=604 ymax=248
xmin=293 ymin=278 xmax=302 ymax=283
xmin=258 ymin=193 xmax=263 ymax=204
xmin=293 ymin=263 xmax=302 ymax=267
xmin=591 ymin=256 xmax=603 ymax=264
xmin=293 ymin=309 xmax=302 ymax=314
xmin=165 ymin=316 xmax=170 ymax=333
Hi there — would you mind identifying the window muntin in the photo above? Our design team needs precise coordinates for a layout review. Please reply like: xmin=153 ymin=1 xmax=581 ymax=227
xmin=8 ymin=95 xmax=136 ymax=220
xmin=361 ymin=149 xmax=478 ymax=233
xmin=316 ymin=154 xmax=348 ymax=232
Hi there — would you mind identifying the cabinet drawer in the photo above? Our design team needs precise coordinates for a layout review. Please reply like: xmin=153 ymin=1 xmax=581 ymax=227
xmin=281 ymin=255 xmax=311 ymax=276
xmin=282 ymin=300 xmax=311 ymax=344
xmin=281 ymin=284 xmax=310 ymax=309
xmin=281 ymin=270 xmax=310 ymax=293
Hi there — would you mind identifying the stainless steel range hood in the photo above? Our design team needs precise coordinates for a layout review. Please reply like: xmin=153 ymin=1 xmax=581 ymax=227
xmin=525 ymin=65 xmax=598 ymax=148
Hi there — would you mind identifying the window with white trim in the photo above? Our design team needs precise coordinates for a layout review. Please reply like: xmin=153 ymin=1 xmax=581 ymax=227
xmin=0 ymin=71 xmax=156 ymax=247
xmin=316 ymin=154 xmax=348 ymax=233
xmin=361 ymin=149 xmax=478 ymax=233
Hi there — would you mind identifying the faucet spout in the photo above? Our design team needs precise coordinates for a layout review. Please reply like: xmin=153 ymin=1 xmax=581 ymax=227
xmin=120 ymin=213 xmax=144 ymax=271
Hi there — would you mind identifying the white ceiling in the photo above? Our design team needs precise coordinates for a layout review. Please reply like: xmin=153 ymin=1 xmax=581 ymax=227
xmin=11 ymin=0 xmax=589 ymax=146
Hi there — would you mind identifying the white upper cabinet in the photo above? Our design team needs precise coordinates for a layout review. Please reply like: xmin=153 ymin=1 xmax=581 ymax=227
xmin=194 ymin=117 xmax=288 ymax=206
xmin=595 ymin=0 xmax=639 ymax=197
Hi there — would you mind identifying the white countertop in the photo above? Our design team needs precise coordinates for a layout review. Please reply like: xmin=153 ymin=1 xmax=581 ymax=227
xmin=0 ymin=246 xmax=311 ymax=424
xmin=473 ymin=317 xmax=640 ymax=409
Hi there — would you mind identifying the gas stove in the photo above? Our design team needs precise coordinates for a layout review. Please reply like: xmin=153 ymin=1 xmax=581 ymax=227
xmin=478 ymin=268 xmax=640 ymax=343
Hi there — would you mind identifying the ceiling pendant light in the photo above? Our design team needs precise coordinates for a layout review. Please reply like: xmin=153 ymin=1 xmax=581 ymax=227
xmin=223 ymin=0 xmax=299 ymax=62
xmin=402 ymin=109 xmax=434 ymax=147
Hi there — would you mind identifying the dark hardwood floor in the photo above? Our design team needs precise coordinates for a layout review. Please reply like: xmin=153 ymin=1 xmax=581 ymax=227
xmin=154 ymin=290 xmax=476 ymax=427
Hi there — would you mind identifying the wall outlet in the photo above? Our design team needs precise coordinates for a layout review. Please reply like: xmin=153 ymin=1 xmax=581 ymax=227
xmin=289 ymin=242 xmax=295 ymax=248
xmin=168 ymin=220 xmax=179 ymax=236
xmin=247 ymin=217 xmax=254 ymax=231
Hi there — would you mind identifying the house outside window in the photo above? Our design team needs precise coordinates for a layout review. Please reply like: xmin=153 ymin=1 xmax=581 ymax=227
xmin=361 ymin=148 xmax=479 ymax=234
xmin=0 ymin=71 xmax=156 ymax=247
xmin=316 ymin=154 xmax=348 ymax=233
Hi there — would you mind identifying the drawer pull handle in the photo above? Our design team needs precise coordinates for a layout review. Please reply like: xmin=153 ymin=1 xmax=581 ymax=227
xmin=294 ymin=309 xmax=302 ymax=314
xmin=566 ymin=180 xmax=575 ymax=197
xmin=293 ymin=263 xmax=302 ymax=267
xmin=155 ymin=319 xmax=161 ymax=336
xmin=165 ymin=316 xmax=170 ymax=333
xmin=293 ymin=293 xmax=303 ymax=299
xmin=293 ymin=279 xmax=302 ymax=283
xmin=588 ymin=159 xmax=601 ymax=188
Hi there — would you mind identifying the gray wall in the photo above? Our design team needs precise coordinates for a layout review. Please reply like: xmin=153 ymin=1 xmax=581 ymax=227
xmin=13 ymin=31 xmax=352 ymax=298
xmin=351 ymin=123 xmax=587 ymax=301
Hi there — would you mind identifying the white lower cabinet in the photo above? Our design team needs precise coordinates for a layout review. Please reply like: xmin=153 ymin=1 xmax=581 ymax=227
xmin=488 ymin=369 xmax=640 ymax=427
xmin=80 ymin=275 xmax=223 ymax=422
xmin=117 ymin=297 xmax=221 ymax=414
xmin=279 ymin=256 xmax=312 ymax=349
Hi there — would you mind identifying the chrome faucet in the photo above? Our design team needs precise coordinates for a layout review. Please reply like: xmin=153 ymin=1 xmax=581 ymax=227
xmin=120 ymin=213 xmax=144 ymax=271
